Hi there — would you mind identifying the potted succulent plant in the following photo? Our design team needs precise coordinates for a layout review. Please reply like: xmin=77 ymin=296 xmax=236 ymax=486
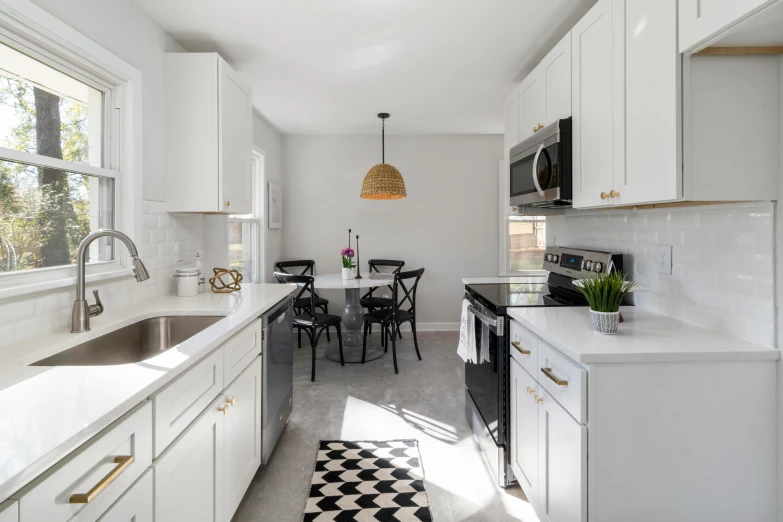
xmin=576 ymin=271 xmax=636 ymax=334
xmin=341 ymin=247 xmax=356 ymax=279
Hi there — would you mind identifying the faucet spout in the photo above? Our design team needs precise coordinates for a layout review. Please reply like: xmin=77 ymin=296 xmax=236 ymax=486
xmin=72 ymin=229 xmax=148 ymax=333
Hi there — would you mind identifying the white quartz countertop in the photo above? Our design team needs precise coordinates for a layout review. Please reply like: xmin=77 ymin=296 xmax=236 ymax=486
xmin=507 ymin=307 xmax=780 ymax=364
xmin=0 ymin=283 xmax=296 ymax=500
xmin=462 ymin=276 xmax=547 ymax=284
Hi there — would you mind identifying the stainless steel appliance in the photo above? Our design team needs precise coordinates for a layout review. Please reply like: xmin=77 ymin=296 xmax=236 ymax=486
xmin=464 ymin=246 xmax=622 ymax=487
xmin=510 ymin=118 xmax=572 ymax=209
xmin=261 ymin=295 xmax=294 ymax=464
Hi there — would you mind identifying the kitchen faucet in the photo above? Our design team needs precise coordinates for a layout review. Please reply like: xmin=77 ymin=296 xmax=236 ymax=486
xmin=71 ymin=229 xmax=150 ymax=333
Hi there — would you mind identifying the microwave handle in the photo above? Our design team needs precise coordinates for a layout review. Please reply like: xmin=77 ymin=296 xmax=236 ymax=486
xmin=532 ymin=143 xmax=545 ymax=197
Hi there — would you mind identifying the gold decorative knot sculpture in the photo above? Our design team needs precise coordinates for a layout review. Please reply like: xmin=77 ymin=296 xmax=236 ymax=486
xmin=209 ymin=268 xmax=243 ymax=293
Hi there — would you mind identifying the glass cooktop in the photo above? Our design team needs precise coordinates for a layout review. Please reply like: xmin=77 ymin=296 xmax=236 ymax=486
xmin=466 ymin=280 xmax=588 ymax=312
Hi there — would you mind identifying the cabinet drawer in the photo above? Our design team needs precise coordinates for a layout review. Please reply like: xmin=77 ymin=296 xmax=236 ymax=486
xmin=509 ymin=319 xmax=537 ymax=376
xmin=14 ymin=402 xmax=152 ymax=522
xmin=537 ymin=341 xmax=587 ymax=424
xmin=73 ymin=470 xmax=152 ymax=522
xmin=152 ymin=347 xmax=224 ymax=457
xmin=223 ymin=319 xmax=261 ymax=385
xmin=0 ymin=501 xmax=18 ymax=522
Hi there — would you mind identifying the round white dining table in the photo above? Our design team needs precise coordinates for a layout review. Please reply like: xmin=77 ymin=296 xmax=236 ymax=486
xmin=311 ymin=273 xmax=395 ymax=363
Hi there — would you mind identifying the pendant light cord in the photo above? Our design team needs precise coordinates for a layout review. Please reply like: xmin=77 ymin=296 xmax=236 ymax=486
xmin=381 ymin=117 xmax=385 ymax=164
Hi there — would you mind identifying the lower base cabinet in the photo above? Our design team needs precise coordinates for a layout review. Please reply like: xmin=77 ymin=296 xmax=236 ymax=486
xmin=154 ymin=395 xmax=225 ymax=522
xmin=537 ymin=389 xmax=586 ymax=522
xmin=510 ymin=359 xmax=539 ymax=508
xmin=92 ymin=470 xmax=153 ymax=522
xmin=224 ymin=356 xmax=263 ymax=521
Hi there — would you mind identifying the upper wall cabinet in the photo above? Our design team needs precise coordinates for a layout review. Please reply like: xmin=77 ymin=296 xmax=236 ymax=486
xmin=165 ymin=53 xmax=253 ymax=214
xmin=518 ymin=32 xmax=572 ymax=143
xmin=571 ymin=0 xmax=779 ymax=209
xmin=679 ymin=0 xmax=779 ymax=53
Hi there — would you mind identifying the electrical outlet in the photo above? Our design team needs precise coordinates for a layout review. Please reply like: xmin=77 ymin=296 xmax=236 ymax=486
xmin=547 ymin=236 xmax=556 ymax=246
xmin=174 ymin=240 xmax=184 ymax=262
xmin=651 ymin=245 xmax=672 ymax=275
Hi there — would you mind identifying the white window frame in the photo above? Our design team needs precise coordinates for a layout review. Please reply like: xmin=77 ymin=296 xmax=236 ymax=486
xmin=0 ymin=0 xmax=143 ymax=299
xmin=228 ymin=146 xmax=265 ymax=283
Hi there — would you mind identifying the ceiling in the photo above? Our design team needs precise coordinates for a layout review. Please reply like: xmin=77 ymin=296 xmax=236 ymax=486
xmin=133 ymin=0 xmax=595 ymax=135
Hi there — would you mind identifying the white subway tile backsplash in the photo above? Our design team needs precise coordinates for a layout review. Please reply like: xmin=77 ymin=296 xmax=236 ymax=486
xmin=0 ymin=202 xmax=204 ymax=350
xmin=549 ymin=201 xmax=775 ymax=347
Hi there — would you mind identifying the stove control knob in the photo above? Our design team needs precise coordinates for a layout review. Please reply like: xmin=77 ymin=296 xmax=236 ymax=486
xmin=583 ymin=260 xmax=593 ymax=271
xmin=593 ymin=262 xmax=603 ymax=273
xmin=551 ymin=254 xmax=559 ymax=263
xmin=545 ymin=254 xmax=551 ymax=262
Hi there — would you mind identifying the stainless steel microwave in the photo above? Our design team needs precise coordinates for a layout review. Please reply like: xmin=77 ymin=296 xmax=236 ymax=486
xmin=509 ymin=118 xmax=572 ymax=208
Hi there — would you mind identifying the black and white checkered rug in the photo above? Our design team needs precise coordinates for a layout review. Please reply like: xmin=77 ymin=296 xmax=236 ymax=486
xmin=303 ymin=440 xmax=434 ymax=521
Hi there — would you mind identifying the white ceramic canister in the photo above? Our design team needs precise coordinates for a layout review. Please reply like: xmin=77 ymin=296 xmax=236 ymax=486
xmin=174 ymin=267 xmax=200 ymax=297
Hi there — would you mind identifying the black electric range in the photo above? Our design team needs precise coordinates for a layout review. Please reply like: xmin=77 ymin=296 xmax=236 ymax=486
xmin=464 ymin=246 xmax=623 ymax=488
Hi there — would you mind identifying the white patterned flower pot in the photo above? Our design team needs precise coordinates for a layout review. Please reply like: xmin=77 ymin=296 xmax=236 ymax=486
xmin=590 ymin=310 xmax=620 ymax=335
xmin=342 ymin=267 xmax=353 ymax=280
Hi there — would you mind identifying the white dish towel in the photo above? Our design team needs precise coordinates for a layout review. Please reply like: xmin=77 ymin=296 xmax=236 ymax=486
xmin=458 ymin=299 xmax=477 ymax=363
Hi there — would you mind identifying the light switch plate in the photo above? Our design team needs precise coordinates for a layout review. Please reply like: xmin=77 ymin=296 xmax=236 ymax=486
xmin=651 ymin=245 xmax=672 ymax=275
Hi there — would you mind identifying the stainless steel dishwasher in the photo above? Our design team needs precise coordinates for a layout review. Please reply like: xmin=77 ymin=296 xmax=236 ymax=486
xmin=261 ymin=295 xmax=294 ymax=463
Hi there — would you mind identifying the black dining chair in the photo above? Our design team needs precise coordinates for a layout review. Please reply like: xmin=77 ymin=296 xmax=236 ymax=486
xmin=275 ymin=260 xmax=333 ymax=346
xmin=274 ymin=273 xmax=344 ymax=382
xmin=361 ymin=268 xmax=425 ymax=374
xmin=360 ymin=259 xmax=405 ymax=339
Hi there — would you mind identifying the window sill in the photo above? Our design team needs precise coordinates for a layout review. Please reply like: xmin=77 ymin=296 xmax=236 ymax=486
xmin=0 ymin=268 xmax=134 ymax=302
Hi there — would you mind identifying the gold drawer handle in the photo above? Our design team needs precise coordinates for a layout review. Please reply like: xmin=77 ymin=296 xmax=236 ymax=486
xmin=609 ymin=190 xmax=620 ymax=198
xmin=534 ymin=395 xmax=544 ymax=404
xmin=511 ymin=341 xmax=531 ymax=356
xmin=227 ymin=396 xmax=236 ymax=406
xmin=70 ymin=455 xmax=134 ymax=504
xmin=218 ymin=404 xmax=230 ymax=414
xmin=526 ymin=386 xmax=535 ymax=396
xmin=541 ymin=367 xmax=568 ymax=387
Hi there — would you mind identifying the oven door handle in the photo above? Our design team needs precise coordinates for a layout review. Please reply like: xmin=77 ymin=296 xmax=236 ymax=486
xmin=468 ymin=305 xmax=499 ymax=331
xmin=532 ymin=143 xmax=546 ymax=197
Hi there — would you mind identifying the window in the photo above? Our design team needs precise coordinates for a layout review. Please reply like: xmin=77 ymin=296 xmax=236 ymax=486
xmin=0 ymin=36 xmax=117 ymax=275
xmin=228 ymin=148 xmax=264 ymax=283
xmin=507 ymin=216 xmax=546 ymax=272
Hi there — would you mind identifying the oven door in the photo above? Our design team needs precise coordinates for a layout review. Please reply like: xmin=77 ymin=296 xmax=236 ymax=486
xmin=464 ymin=297 xmax=504 ymax=447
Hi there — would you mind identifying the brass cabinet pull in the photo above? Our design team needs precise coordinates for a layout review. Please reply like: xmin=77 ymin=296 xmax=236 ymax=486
xmin=532 ymin=126 xmax=537 ymax=133
xmin=541 ymin=367 xmax=568 ymax=387
xmin=600 ymin=191 xmax=609 ymax=200
xmin=511 ymin=341 xmax=531 ymax=355
xmin=218 ymin=405 xmax=230 ymax=414
xmin=227 ymin=396 xmax=236 ymax=406
xmin=70 ymin=455 xmax=134 ymax=504
xmin=225 ymin=200 xmax=231 ymax=207
xmin=534 ymin=395 xmax=544 ymax=404
xmin=609 ymin=190 xmax=620 ymax=198
xmin=526 ymin=386 xmax=536 ymax=396
xmin=537 ymin=123 xmax=544 ymax=130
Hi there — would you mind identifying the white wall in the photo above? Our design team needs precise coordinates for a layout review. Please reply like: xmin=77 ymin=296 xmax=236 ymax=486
xmin=548 ymin=202 xmax=775 ymax=348
xmin=282 ymin=135 xmax=502 ymax=326
xmin=31 ymin=0 xmax=185 ymax=202
xmin=253 ymin=110 xmax=284 ymax=283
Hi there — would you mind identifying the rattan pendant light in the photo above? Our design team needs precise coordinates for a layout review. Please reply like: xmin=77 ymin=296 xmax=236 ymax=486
xmin=360 ymin=113 xmax=406 ymax=199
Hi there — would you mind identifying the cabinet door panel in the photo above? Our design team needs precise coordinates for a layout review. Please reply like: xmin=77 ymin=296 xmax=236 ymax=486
xmin=519 ymin=69 xmax=546 ymax=142
xmin=678 ymin=0 xmax=776 ymax=53
xmin=542 ymin=32 xmax=572 ymax=125
xmin=571 ymin=0 xmax=616 ymax=208
xmin=618 ymin=0 xmax=681 ymax=205
xmin=224 ymin=356 xmax=262 ymax=522
xmin=510 ymin=359 xmax=538 ymax=508
xmin=538 ymin=390 xmax=586 ymax=522
xmin=219 ymin=57 xmax=252 ymax=214
xmin=154 ymin=396 xmax=224 ymax=522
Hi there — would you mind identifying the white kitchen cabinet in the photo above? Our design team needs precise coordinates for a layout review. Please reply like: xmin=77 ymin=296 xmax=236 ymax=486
xmin=540 ymin=32 xmax=572 ymax=126
xmin=165 ymin=52 xmax=252 ymax=213
xmin=509 ymin=358 xmax=539 ymax=509
xmin=679 ymin=0 xmax=778 ymax=52
xmin=88 ymin=471 xmax=153 ymax=522
xmin=223 ymin=356 xmax=262 ymax=522
xmin=0 ymin=501 xmax=17 ymax=522
xmin=571 ymin=0 xmax=618 ymax=208
xmin=153 ymin=395 xmax=225 ymax=522
xmin=518 ymin=66 xmax=546 ymax=142
xmin=537 ymin=389 xmax=586 ymax=522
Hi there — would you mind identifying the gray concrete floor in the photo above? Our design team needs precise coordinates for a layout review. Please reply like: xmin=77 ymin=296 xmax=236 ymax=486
xmin=233 ymin=331 xmax=538 ymax=522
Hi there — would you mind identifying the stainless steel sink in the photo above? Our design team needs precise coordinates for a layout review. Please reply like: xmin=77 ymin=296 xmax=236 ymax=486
xmin=32 ymin=315 xmax=224 ymax=366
